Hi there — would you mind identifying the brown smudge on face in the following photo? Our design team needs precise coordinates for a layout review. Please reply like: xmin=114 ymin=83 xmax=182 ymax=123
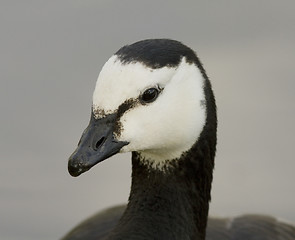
xmin=114 ymin=98 xmax=140 ymax=138
xmin=92 ymin=106 xmax=113 ymax=119
xmin=92 ymin=107 xmax=105 ymax=119
xmin=92 ymin=98 xmax=140 ymax=139
xmin=117 ymin=98 xmax=139 ymax=119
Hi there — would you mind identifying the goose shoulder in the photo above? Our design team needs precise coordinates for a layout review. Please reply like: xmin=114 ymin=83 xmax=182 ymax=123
xmin=61 ymin=205 xmax=125 ymax=240
xmin=62 ymin=208 xmax=295 ymax=240
xmin=206 ymin=215 xmax=295 ymax=240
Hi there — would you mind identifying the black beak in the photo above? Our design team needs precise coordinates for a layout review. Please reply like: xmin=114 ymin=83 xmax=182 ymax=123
xmin=68 ymin=113 xmax=129 ymax=177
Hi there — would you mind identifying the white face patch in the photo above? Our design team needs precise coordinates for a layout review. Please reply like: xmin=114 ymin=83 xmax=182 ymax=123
xmin=93 ymin=56 xmax=177 ymax=118
xmin=92 ymin=56 xmax=206 ymax=168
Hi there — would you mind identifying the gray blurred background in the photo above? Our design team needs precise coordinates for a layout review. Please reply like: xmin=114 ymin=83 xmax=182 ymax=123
xmin=1 ymin=1 xmax=294 ymax=239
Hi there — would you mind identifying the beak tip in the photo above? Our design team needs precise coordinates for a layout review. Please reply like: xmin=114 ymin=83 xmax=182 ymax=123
xmin=68 ymin=156 xmax=89 ymax=177
xmin=68 ymin=169 xmax=82 ymax=177
xmin=68 ymin=163 xmax=81 ymax=177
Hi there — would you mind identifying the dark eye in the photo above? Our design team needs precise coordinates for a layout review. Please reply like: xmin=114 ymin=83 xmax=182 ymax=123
xmin=140 ymin=87 xmax=159 ymax=103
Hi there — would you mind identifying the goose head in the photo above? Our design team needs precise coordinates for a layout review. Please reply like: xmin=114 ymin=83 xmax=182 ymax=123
xmin=68 ymin=39 xmax=216 ymax=176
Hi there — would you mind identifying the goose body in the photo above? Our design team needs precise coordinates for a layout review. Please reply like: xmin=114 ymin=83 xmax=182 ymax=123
xmin=62 ymin=39 xmax=295 ymax=240
xmin=62 ymin=205 xmax=295 ymax=240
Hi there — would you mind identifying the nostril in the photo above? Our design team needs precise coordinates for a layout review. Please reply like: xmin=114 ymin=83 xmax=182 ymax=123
xmin=95 ymin=137 xmax=105 ymax=150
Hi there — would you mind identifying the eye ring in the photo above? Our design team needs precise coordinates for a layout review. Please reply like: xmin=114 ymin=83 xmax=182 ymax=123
xmin=140 ymin=87 xmax=161 ymax=104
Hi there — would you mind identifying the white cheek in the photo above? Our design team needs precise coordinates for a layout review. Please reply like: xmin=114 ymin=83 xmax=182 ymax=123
xmin=118 ymin=60 xmax=206 ymax=164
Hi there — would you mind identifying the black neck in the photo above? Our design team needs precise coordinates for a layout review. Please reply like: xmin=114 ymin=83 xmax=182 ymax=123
xmin=106 ymin=144 xmax=214 ymax=240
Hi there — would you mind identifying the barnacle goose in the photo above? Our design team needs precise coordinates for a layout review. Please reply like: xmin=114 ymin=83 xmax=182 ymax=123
xmin=62 ymin=39 xmax=295 ymax=240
